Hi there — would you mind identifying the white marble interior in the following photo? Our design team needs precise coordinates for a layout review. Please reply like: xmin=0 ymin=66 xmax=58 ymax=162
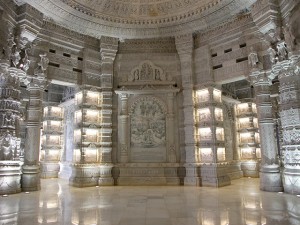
xmin=1 ymin=178 xmax=300 ymax=225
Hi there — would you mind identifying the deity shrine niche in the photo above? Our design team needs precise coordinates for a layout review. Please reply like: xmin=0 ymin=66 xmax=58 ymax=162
xmin=115 ymin=60 xmax=180 ymax=185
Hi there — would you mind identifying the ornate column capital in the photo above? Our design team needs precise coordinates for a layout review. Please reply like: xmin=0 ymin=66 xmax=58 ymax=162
xmin=175 ymin=33 xmax=193 ymax=57
xmin=100 ymin=36 xmax=118 ymax=61
xmin=247 ymin=69 xmax=273 ymax=87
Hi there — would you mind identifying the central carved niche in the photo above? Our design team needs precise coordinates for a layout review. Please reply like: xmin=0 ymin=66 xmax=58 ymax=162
xmin=130 ymin=96 xmax=167 ymax=162
xmin=123 ymin=60 xmax=174 ymax=84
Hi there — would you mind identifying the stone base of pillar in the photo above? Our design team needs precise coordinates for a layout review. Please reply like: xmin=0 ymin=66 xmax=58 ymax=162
xmin=283 ymin=168 xmax=300 ymax=194
xmin=98 ymin=164 xmax=114 ymax=186
xmin=58 ymin=162 xmax=72 ymax=179
xmin=184 ymin=164 xmax=201 ymax=186
xmin=200 ymin=164 xmax=231 ymax=187
xmin=241 ymin=160 xmax=260 ymax=178
xmin=116 ymin=163 xmax=181 ymax=186
xmin=260 ymin=166 xmax=283 ymax=192
xmin=227 ymin=161 xmax=243 ymax=180
xmin=69 ymin=164 xmax=99 ymax=187
xmin=40 ymin=162 xmax=60 ymax=179
xmin=0 ymin=161 xmax=22 ymax=195
xmin=21 ymin=165 xmax=41 ymax=192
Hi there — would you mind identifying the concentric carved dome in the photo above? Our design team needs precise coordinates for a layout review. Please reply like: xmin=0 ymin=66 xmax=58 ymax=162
xmin=22 ymin=0 xmax=256 ymax=39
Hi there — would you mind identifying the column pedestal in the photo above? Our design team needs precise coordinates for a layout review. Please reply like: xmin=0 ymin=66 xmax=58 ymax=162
xmin=69 ymin=164 xmax=100 ymax=187
xmin=260 ymin=166 xmax=283 ymax=192
xmin=21 ymin=165 xmax=40 ymax=192
xmin=0 ymin=161 xmax=22 ymax=194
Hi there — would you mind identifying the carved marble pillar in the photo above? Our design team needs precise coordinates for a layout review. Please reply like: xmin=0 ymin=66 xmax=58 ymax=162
xmin=118 ymin=93 xmax=129 ymax=163
xmin=175 ymin=34 xmax=199 ymax=185
xmin=276 ymin=55 xmax=300 ymax=194
xmin=248 ymin=69 xmax=283 ymax=192
xmin=0 ymin=64 xmax=23 ymax=195
xmin=22 ymin=53 xmax=48 ymax=192
xmin=98 ymin=36 xmax=118 ymax=186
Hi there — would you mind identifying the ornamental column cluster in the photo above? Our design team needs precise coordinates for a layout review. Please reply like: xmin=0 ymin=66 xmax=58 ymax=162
xmin=0 ymin=23 xmax=48 ymax=194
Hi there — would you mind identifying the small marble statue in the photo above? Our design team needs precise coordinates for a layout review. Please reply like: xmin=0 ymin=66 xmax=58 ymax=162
xmin=276 ymin=41 xmax=288 ymax=61
xmin=248 ymin=47 xmax=259 ymax=68
xmin=267 ymin=46 xmax=277 ymax=65
xmin=38 ymin=53 xmax=49 ymax=71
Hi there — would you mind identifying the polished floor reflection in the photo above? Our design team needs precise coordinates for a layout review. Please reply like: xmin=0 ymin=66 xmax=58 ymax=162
xmin=1 ymin=178 xmax=300 ymax=225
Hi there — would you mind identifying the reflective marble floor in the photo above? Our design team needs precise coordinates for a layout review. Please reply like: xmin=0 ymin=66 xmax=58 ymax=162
xmin=1 ymin=178 xmax=300 ymax=225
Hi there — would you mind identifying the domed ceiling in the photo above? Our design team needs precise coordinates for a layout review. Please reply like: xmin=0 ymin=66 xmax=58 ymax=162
xmin=22 ymin=0 xmax=256 ymax=39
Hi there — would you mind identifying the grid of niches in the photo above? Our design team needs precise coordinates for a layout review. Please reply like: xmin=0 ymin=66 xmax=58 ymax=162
xmin=236 ymin=102 xmax=261 ymax=160
xmin=73 ymin=90 xmax=103 ymax=163
xmin=195 ymin=88 xmax=225 ymax=163
xmin=41 ymin=106 xmax=64 ymax=162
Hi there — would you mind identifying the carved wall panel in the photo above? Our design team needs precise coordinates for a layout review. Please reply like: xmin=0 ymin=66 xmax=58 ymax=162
xmin=130 ymin=96 xmax=167 ymax=162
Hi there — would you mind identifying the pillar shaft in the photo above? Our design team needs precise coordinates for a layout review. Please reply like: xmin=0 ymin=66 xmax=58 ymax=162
xmin=22 ymin=86 xmax=43 ymax=191
xmin=175 ymin=34 xmax=199 ymax=186
xmin=249 ymin=69 xmax=283 ymax=192
xmin=98 ymin=36 xmax=118 ymax=186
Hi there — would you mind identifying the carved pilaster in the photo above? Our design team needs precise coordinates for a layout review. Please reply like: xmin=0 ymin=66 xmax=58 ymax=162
xmin=119 ymin=93 xmax=129 ymax=163
xmin=248 ymin=69 xmax=283 ymax=192
xmin=175 ymin=34 xmax=199 ymax=185
xmin=98 ymin=36 xmax=118 ymax=186
xmin=166 ymin=93 xmax=177 ymax=163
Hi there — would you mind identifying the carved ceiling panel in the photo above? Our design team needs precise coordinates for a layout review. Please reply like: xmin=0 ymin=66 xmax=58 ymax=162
xmin=21 ymin=0 xmax=257 ymax=39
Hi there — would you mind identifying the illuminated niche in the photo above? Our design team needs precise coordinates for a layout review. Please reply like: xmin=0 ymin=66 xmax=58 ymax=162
xmin=216 ymin=127 xmax=224 ymax=141
xmin=198 ymin=108 xmax=211 ymax=122
xmin=215 ymin=108 xmax=223 ymax=121
xmin=196 ymin=89 xmax=209 ymax=103
xmin=75 ymin=90 xmax=102 ymax=106
xmin=199 ymin=148 xmax=213 ymax=162
xmin=213 ymin=89 xmax=222 ymax=102
xmin=198 ymin=127 xmax=212 ymax=141
xmin=217 ymin=148 xmax=226 ymax=161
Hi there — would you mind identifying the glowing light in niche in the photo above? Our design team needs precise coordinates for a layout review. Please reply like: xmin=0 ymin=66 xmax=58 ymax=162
xmin=196 ymin=89 xmax=209 ymax=102
xmin=213 ymin=89 xmax=222 ymax=102
xmin=217 ymin=148 xmax=226 ymax=161
xmin=75 ymin=92 xmax=83 ymax=105
xmin=198 ymin=127 xmax=212 ymax=140
xmin=216 ymin=127 xmax=224 ymax=141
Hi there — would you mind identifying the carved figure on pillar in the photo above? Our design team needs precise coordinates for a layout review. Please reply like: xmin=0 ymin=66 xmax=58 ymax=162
xmin=276 ymin=41 xmax=288 ymax=61
xmin=248 ymin=47 xmax=259 ymax=68
xmin=267 ymin=46 xmax=277 ymax=65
